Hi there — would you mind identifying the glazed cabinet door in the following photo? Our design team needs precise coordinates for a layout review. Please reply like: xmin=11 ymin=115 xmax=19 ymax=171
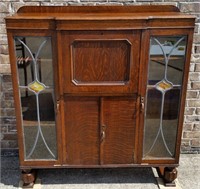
xmin=8 ymin=32 xmax=60 ymax=165
xmin=141 ymin=29 xmax=193 ymax=163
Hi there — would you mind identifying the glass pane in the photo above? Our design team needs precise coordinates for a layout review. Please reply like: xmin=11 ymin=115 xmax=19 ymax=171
xmin=26 ymin=37 xmax=54 ymax=87
xmin=15 ymin=37 xmax=34 ymax=87
xmin=143 ymin=89 xmax=181 ymax=158
xmin=148 ymin=37 xmax=186 ymax=85
xmin=148 ymin=39 xmax=165 ymax=85
xmin=162 ymin=89 xmax=181 ymax=156
xmin=15 ymin=36 xmax=57 ymax=160
xmin=15 ymin=37 xmax=54 ymax=88
xmin=143 ymin=89 xmax=162 ymax=158
xmin=148 ymin=60 xmax=165 ymax=85
xmin=167 ymin=37 xmax=186 ymax=85
xmin=143 ymin=35 xmax=187 ymax=159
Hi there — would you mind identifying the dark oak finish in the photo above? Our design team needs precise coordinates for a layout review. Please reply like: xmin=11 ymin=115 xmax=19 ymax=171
xmin=156 ymin=167 xmax=178 ymax=186
xmin=101 ymin=97 xmax=136 ymax=165
xmin=16 ymin=5 xmax=180 ymax=13
xmin=61 ymin=30 xmax=140 ymax=95
xmin=72 ymin=40 xmax=130 ymax=83
xmin=5 ymin=5 xmax=195 ymax=187
xmin=5 ymin=6 xmax=194 ymax=30
xmin=64 ymin=97 xmax=100 ymax=165
xmin=21 ymin=169 xmax=36 ymax=188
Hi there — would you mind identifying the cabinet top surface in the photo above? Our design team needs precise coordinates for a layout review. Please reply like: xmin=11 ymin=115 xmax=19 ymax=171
xmin=5 ymin=5 xmax=195 ymax=30
xmin=6 ymin=5 xmax=195 ymax=20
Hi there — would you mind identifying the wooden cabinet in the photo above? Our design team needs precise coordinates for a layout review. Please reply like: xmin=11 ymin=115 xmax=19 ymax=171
xmin=5 ymin=5 xmax=195 ymax=187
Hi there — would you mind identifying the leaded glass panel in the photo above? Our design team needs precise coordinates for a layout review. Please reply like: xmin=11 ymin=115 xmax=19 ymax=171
xmin=15 ymin=36 xmax=57 ymax=160
xmin=143 ymin=36 xmax=187 ymax=159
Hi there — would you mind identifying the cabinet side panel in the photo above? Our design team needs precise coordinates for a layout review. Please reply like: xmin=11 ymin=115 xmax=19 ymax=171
xmin=101 ymin=97 xmax=136 ymax=164
xmin=64 ymin=97 xmax=100 ymax=165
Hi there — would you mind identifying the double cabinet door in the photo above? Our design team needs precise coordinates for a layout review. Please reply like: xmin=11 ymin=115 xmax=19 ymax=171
xmin=61 ymin=30 xmax=140 ymax=165
xmin=64 ymin=96 xmax=137 ymax=165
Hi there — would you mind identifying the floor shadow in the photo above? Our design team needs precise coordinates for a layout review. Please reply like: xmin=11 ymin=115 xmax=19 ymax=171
xmin=39 ymin=167 xmax=156 ymax=185
xmin=1 ymin=156 xmax=157 ymax=187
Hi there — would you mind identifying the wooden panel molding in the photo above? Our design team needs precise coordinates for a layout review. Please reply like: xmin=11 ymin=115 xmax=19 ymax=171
xmin=71 ymin=39 xmax=131 ymax=85
xmin=61 ymin=30 xmax=140 ymax=95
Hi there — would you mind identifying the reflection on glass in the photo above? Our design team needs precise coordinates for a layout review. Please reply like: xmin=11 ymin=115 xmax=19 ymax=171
xmin=143 ymin=36 xmax=187 ymax=159
xmin=148 ymin=37 xmax=186 ymax=85
xmin=15 ymin=36 xmax=57 ymax=160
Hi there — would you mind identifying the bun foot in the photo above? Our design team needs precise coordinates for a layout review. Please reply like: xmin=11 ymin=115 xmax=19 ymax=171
xmin=21 ymin=169 xmax=37 ymax=188
xmin=156 ymin=167 xmax=177 ymax=187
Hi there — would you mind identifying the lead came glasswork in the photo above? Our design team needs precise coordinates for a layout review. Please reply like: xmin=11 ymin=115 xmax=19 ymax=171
xmin=15 ymin=37 xmax=57 ymax=160
xmin=143 ymin=36 xmax=187 ymax=158
xmin=155 ymin=79 xmax=173 ymax=92
xmin=28 ymin=81 xmax=46 ymax=93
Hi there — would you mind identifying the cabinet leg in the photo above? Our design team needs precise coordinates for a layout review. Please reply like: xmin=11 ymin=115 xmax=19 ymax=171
xmin=156 ymin=167 xmax=177 ymax=187
xmin=21 ymin=169 xmax=37 ymax=188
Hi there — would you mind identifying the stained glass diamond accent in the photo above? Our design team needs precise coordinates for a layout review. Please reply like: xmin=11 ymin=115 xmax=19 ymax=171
xmin=155 ymin=79 xmax=173 ymax=92
xmin=28 ymin=81 xmax=45 ymax=93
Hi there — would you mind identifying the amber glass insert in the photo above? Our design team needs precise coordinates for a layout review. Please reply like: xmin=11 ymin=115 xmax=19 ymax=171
xmin=143 ymin=36 xmax=187 ymax=159
xmin=15 ymin=36 xmax=57 ymax=160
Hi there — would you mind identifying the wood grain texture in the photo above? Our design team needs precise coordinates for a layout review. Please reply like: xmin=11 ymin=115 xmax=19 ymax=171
xmin=72 ymin=40 xmax=130 ymax=83
xmin=17 ymin=5 xmax=180 ymax=14
xmin=62 ymin=30 xmax=140 ymax=95
xmin=101 ymin=97 xmax=136 ymax=164
xmin=64 ymin=97 xmax=100 ymax=165
xmin=5 ymin=6 xmax=195 ymax=30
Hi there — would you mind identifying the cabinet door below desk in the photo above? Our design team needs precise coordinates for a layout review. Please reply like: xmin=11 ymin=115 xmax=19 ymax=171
xmin=64 ymin=97 xmax=100 ymax=165
xmin=100 ymin=97 xmax=137 ymax=165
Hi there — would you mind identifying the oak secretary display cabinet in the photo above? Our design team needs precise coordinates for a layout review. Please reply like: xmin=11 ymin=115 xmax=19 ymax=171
xmin=5 ymin=5 xmax=195 ymax=187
